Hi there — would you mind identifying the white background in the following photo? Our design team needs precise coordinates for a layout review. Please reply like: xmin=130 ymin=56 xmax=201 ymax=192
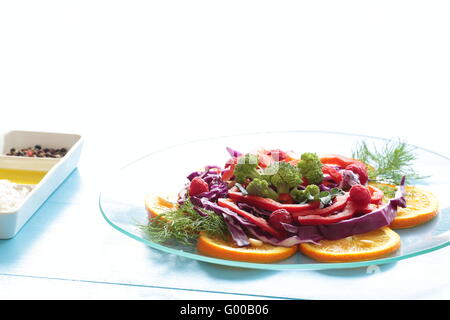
xmin=1 ymin=0 xmax=449 ymax=164
xmin=0 ymin=0 xmax=449 ymax=299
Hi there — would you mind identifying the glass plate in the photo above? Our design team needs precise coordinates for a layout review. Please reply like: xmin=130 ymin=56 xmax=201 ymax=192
xmin=99 ymin=131 xmax=450 ymax=270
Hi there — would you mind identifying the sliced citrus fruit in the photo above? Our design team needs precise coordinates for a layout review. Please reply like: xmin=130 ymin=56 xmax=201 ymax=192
xmin=144 ymin=193 xmax=178 ymax=219
xmin=369 ymin=182 xmax=440 ymax=229
xmin=298 ymin=227 xmax=400 ymax=263
xmin=197 ymin=232 xmax=297 ymax=263
xmin=390 ymin=185 xmax=439 ymax=229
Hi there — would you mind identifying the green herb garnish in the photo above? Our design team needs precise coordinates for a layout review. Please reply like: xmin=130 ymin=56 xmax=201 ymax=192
xmin=290 ymin=184 xmax=345 ymax=207
xmin=318 ymin=188 xmax=346 ymax=207
xmin=142 ymin=198 xmax=229 ymax=245
xmin=352 ymin=139 xmax=426 ymax=185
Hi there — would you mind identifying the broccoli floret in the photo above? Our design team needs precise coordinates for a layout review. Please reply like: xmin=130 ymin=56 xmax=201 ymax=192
xmin=290 ymin=189 xmax=305 ymax=203
xmin=263 ymin=161 xmax=303 ymax=194
xmin=290 ymin=184 xmax=320 ymax=203
xmin=234 ymin=154 xmax=262 ymax=184
xmin=246 ymin=178 xmax=279 ymax=201
xmin=305 ymin=184 xmax=320 ymax=196
xmin=297 ymin=152 xmax=324 ymax=185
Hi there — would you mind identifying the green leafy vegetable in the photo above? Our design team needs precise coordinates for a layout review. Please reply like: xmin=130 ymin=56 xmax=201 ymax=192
xmin=318 ymin=188 xmax=346 ymax=207
xmin=352 ymin=139 xmax=426 ymax=185
xmin=297 ymin=152 xmax=324 ymax=185
xmin=142 ymin=198 xmax=229 ymax=245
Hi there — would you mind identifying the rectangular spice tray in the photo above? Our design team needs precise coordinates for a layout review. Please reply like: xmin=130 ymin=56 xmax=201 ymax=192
xmin=0 ymin=130 xmax=84 ymax=239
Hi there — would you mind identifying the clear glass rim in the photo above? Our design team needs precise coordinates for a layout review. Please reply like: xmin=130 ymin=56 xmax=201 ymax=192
xmin=99 ymin=129 xmax=450 ymax=271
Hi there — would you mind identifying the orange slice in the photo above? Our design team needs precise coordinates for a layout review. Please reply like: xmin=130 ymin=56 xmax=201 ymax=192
xmin=197 ymin=232 xmax=297 ymax=263
xmin=299 ymin=227 xmax=400 ymax=263
xmin=369 ymin=182 xmax=440 ymax=229
xmin=389 ymin=186 xmax=439 ymax=229
xmin=144 ymin=193 xmax=178 ymax=219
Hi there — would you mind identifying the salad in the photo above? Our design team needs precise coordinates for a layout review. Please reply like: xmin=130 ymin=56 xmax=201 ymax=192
xmin=144 ymin=141 xmax=439 ymax=263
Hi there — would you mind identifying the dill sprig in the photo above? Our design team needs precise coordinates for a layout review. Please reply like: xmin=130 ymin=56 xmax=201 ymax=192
xmin=142 ymin=198 xmax=229 ymax=245
xmin=352 ymin=139 xmax=425 ymax=185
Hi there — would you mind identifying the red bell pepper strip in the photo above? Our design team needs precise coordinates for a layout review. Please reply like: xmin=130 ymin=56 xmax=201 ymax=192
xmin=221 ymin=164 xmax=235 ymax=181
xmin=217 ymin=198 xmax=283 ymax=238
xmin=259 ymin=148 xmax=299 ymax=163
xmin=359 ymin=203 xmax=379 ymax=214
xmin=265 ymin=149 xmax=289 ymax=162
xmin=291 ymin=194 xmax=350 ymax=218
xmin=257 ymin=153 xmax=274 ymax=168
xmin=368 ymin=185 xmax=384 ymax=205
xmin=228 ymin=191 xmax=320 ymax=213
xmin=224 ymin=156 xmax=238 ymax=168
xmin=300 ymin=177 xmax=310 ymax=187
xmin=278 ymin=193 xmax=294 ymax=204
xmin=297 ymin=201 xmax=379 ymax=225
xmin=322 ymin=165 xmax=343 ymax=184
xmin=281 ymin=201 xmax=320 ymax=212
xmin=297 ymin=200 xmax=357 ymax=225
xmin=284 ymin=151 xmax=299 ymax=163
xmin=320 ymin=155 xmax=366 ymax=169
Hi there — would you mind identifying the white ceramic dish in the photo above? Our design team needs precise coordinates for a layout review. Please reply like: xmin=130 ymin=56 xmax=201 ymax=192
xmin=0 ymin=130 xmax=83 ymax=239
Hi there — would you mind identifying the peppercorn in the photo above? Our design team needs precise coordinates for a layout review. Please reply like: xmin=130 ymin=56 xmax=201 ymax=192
xmin=5 ymin=146 xmax=68 ymax=158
